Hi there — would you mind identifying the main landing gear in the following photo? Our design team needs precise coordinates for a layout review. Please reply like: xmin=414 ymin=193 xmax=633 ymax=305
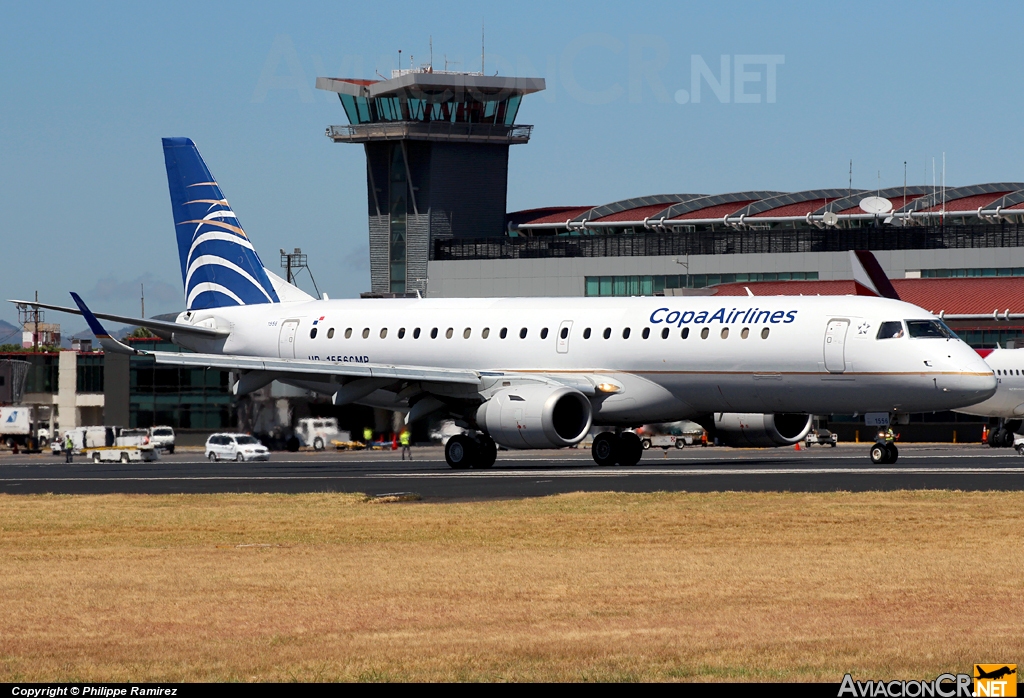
xmin=445 ymin=434 xmax=498 ymax=470
xmin=869 ymin=441 xmax=899 ymax=464
xmin=591 ymin=431 xmax=644 ymax=467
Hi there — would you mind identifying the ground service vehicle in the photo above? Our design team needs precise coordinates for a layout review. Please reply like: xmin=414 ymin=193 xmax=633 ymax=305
xmin=205 ymin=433 xmax=270 ymax=462
xmin=640 ymin=434 xmax=688 ymax=450
xmin=22 ymin=138 xmax=997 ymax=470
xmin=149 ymin=426 xmax=175 ymax=453
xmin=296 ymin=417 xmax=346 ymax=451
xmin=805 ymin=429 xmax=838 ymax=447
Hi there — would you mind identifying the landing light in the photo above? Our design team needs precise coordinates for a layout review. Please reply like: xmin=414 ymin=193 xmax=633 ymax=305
xmin=596 ymin=383 xmax=622 ymax=394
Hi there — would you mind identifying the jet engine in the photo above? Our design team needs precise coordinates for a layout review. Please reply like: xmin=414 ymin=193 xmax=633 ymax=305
xmin=710 ymin=412 xmax=813 ymax=448
xmin=476 ymin=385 xmax=593 ymax=449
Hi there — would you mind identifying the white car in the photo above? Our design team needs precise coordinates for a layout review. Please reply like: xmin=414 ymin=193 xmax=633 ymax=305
xmin=150 ymin=426 xmax=175 ymax=453
xmin=205 ymin=433 xmax=270 ymax=462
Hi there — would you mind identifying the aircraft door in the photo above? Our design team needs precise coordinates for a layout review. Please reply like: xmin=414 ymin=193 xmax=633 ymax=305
xmin=823 ymin=319 xmax=850 ymax=373
xmin=278 ymin=320 xmax=300 ymax=358
xmin=556 ymin=320 xmax=573 ymax=354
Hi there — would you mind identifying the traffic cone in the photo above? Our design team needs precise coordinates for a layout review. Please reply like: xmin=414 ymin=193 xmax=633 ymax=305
xmin=794 ymin=443 xmax=801 ymax=451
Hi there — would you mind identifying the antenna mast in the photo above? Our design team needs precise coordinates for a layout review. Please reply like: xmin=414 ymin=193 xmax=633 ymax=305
xmin=481 ymin=20 xmax=485 ymax=74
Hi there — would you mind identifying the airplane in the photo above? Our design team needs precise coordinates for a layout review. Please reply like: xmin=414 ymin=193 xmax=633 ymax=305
xmin=12 ymin=138 xmax=997 ymax=469
xmin=956 ymin=347 xmax=1024 ymax=447
xmin=975 ymin=666 xmax=1016 ymax=681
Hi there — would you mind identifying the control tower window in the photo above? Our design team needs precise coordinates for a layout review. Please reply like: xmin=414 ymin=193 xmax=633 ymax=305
xmin=388 ymin=144 xmax=407 ymax=293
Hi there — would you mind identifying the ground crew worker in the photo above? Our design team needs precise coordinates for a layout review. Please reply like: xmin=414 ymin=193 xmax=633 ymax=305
xmin=363 ymin=426 xmax=373 ymax=445
xmin=64 ymin=432 xmax=74 ymax=463
xmin=400 ymin=428 xmax=412 ymax=460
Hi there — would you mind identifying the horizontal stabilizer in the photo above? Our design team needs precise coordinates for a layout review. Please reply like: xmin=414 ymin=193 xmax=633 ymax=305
xmin=8 ymin=299 xmax=227 ymax=338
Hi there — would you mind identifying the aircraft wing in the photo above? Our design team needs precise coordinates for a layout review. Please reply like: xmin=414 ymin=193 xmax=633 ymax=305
xmin=8 ymin=298 xmax=228 ymax=338
xmin=148 ymin=350 xmax=481 ymax=385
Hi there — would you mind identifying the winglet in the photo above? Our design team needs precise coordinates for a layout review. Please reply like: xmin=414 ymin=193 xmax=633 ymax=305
xmin=850 ymin=250 xmax=901 ymax=300
xmin=69 ymin=293 xmax=142 ymax=355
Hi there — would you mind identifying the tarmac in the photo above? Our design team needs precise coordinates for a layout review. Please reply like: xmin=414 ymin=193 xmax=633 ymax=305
xmin=0 ymin=442 xmax=1021 ymax=498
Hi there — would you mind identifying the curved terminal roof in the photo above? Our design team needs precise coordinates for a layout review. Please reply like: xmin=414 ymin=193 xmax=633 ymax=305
xmin=509 ymin=182 xmax=1024 ymax=230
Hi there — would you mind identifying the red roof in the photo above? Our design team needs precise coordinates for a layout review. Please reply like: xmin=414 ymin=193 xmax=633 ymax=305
xmin=711 ymin=277 xmax=1024 ymax=315
xmin=592 ymin=203 xmax=674 ymax=223
xmin=672 ymin=200 xmax=758 ymax=220
xmin=751 ymin=198 xmax=831 ymax=218
xmin=507 ymin=206 xmax=594 ymax=227
xmin=919 ymin=192 xmax=1012 ymax=213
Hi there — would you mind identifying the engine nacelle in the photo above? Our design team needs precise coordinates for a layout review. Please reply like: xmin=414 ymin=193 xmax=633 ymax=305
xmin=711 ymin=413 xmax=813 ymax=448
xmin=476 ymin=385 xmax=593 ymax=449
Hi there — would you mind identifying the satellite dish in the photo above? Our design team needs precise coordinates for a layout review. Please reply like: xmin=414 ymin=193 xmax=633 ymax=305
xmin=859 ymin=196 xmax=893 ymax=214
xmin=822 ymin=211 xmax=839 ymax=227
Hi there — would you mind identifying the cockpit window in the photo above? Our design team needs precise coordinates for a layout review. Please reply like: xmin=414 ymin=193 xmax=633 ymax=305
xmin=906 ymin=319 xmax=958 ymax=339
xmin=876 ymin=321 xmax=904 ymax=339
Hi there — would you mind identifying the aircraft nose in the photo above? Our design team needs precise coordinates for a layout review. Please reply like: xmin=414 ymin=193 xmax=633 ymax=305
xmin=952 ymin=352 xmax=997 ymax=403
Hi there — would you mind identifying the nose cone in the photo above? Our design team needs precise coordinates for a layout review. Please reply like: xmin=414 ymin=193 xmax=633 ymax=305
xmin=951 ymin=350 xmax=997 ymax=406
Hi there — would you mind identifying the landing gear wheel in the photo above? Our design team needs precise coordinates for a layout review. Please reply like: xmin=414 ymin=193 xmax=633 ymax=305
xmin=445 ymin=435 xmax=476 ymax=470
xmin=313 ymin=437 xmax=325 ymax=451
xmin=886 ymin=444 xmax=899 ymax=464
xmin=618 ymin=432 xmax=644 ymax=467
xmin=870 ymin=444 xmax=887 ymax=464
xmin=592 ymin=432 xmax=618 ymax=466
xmin=989 ymin=429 xmax=1006 ymax=448
xmin=474 ymin=436 xmax=497 ymax=469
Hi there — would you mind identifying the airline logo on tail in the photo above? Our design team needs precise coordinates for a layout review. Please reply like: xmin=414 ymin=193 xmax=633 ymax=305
xmin=162 ymin=138 xmax=280 ymax=310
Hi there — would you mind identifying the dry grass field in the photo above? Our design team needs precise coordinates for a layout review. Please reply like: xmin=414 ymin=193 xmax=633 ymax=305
xmin=0 ymin=491 xmax=1020 ymax=682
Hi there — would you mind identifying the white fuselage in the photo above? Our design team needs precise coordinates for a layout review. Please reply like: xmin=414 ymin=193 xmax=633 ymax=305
xmin=956 ymin=348 xmax=1024 ymax=418
xmin=174 ymin=294 xmax=995 ymax=424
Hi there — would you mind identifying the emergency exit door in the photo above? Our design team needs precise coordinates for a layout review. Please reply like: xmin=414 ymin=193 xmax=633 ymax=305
xmin=823 ymin=319 xmax=850 ymax=373
xmin=278 ymin=320 xmax=299 ymax=358
xmin=556 ymin=320 xmax=573 ymax=353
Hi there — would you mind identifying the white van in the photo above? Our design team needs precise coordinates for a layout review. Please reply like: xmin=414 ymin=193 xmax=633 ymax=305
xmin=149 ymin=426 xmax=176 ymax=453
xmin=296 ymin=418 xmax=345 ymax=451
xmin=205 ymin=433 xmax=270 ymax=462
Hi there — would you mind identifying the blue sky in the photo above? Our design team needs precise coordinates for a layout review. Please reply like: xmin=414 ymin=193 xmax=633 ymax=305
xmin=2 ymin=1 xmax=1023 ymax=335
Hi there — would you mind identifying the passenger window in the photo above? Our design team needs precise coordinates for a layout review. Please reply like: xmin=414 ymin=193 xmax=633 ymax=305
xmin=622 ymin=328 xmax=631 ymax=339
xmin=761 ymin=327 xmax=770 ymax=339
xmin=327 ymin=328 xmax=335 ymax=339
xmin=876 ymin=321 xmax=904 ymax=339
xmin=446 ymin=328 xmax=453 ymax=339
xmin=741 ymin=327 xmax=749 ymax=339
xmin=310 ymin=328 xmax=318 ymax=339
xmin=430 ymin=328 xmax=438 ymax=339
xmin=540 ymin=328 xmax=548 ymax=339
xmin=661 ymin=327 xmax=669 ymax=339
xmin=700 ymin=327 xmax=709 ymax=339
xmin=681 ymin=327 xmax=689 ymax=339
xmin=362 ymin=328 xmax=370 ymax=339
xmin=500 ymin=327 xmax=508 ymax=339
xmin=583 ymin=328 xmax=592 ymax=339
xmin=560 ymin=327 xmax=568 ymax=340
xmin=519 ymin=328 xmax=528 ymax=339
xmin=398 ymin=328 xmax=405 ymax=339
xmin=413 ymin=328 xmax=421 ymax=339
xmin=482 ymin=328 xmax=490 ymax=339
xmin=603 ymin=328 xmax=611 ymax=339
xmin=463 ymin=328 xmax=471 ymax=339
xmin=345 ymin=328 xmax=352 ymax=339
xmin=380 ymin=328 xmax=387 ymax=339
xmin=642 ymin=328 xmax=650 ymax=339
xmin=721 ymin=328 xmax=729 ymax=339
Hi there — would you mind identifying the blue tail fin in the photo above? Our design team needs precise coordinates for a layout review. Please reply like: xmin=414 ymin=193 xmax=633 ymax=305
xmin=162 ymin=138 xmax=280 ymax=310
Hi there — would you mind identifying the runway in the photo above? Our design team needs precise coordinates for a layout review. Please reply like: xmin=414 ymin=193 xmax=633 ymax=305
xmin=0 ymin=444 xmax=1021 ymax=497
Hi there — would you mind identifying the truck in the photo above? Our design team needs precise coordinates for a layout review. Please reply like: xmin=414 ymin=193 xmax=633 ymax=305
xmin=53 ymin=426 xmax=160 ymax=463
xmin=640 ymin=434 xmax=689 ymax=450
xmin=1 ymin=406 xmax=46 ymax=452
xmin=296 ymin=417 xmax=347 ymax=451
xmin=805 ymin=428 xmax=839 ymax=447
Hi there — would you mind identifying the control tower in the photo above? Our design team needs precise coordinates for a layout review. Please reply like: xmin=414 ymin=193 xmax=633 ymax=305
xmin=317 ymin=70 xmax=545 ymax=295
